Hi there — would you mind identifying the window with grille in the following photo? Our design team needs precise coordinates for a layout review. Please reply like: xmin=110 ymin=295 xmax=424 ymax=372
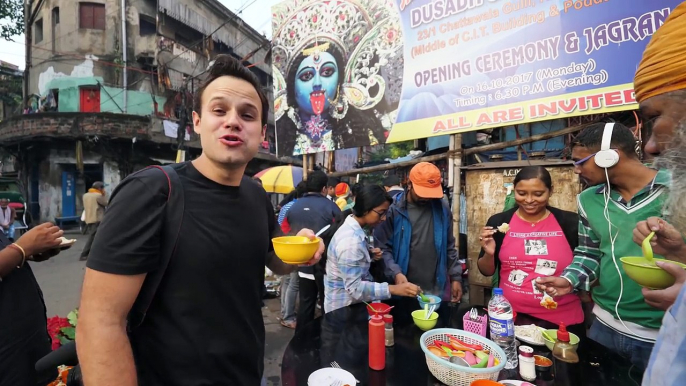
xmin=80 ymin=3 xmax=106 ymax=30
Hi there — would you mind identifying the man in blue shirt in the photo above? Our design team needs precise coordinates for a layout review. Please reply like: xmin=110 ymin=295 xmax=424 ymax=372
xmin=286 ymin=171 xmax=341 ymax=331
xmin=375 ymin=163 xmax=463 ymax=307
xmin=383 ymin=175 xmax=403 ymax=199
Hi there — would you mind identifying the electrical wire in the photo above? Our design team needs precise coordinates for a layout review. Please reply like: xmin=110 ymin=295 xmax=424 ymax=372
xmin=100 ymin=100 xmax=158 ymax=114
xmin=162 ymin=0 xmax=259 ymax=65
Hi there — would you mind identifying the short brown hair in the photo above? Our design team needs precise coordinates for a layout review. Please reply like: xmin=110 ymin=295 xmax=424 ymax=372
xmin=193 ymin=55 xmax=269 ymax=126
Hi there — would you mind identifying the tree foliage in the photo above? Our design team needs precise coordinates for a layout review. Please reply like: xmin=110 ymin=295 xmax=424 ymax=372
xmin=368 ymin=141 xmax=416 ymax=163
xmin=0 ymin=0 xmax=24 ymax=41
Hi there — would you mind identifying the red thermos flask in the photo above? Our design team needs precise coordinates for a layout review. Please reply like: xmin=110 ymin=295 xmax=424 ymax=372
xmin=369 ymin=315 xmax=385 ymax=370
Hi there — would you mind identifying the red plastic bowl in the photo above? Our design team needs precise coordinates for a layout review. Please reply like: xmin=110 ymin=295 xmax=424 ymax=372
xmin=366 ymin=302 xmax=392 ymax=316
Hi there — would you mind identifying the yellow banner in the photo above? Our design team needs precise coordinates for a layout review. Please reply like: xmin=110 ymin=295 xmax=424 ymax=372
xmin=387 ymin=83 xmax=637 ymax=143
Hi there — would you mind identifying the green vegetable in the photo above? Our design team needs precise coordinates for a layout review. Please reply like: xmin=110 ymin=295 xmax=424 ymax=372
xmin=472 ymin=356 xmax=489 ymax=368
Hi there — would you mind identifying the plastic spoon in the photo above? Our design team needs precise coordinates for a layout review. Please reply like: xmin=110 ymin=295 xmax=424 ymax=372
xmin=441 ymin=347 xmax=471 ymax=367
xmin=642 ymin=231 xmax=656 ymax=264
xmin=316 ymin=224 xmax=331 ymax=237
xmin=419 ymin=290 xmax=430 ymax=302
xmin=362 ymin=301 xmax=377 ymax=313
xmin=425 ymin=305 xmax=436 ymax=320
xmin=541 ymin=328 xmax=555 ymax=342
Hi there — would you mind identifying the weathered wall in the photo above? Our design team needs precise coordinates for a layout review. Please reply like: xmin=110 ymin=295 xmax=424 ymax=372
xmin=38 ymin=148 xmax=105 ymax=221
xmin=0 ymin=113 xmax=151 ymax=142
xmin=35 ymin=57 xmax=100 ymax=96
xmin=31 ymin=0 xmax=120 ymax=63
xmin=38 ymin=160 xmax=62 ymax=222
xmin=103 ymin=160 xmax=120 ymax=196
xmin=34 ymin=56 xmax=166 ymax=115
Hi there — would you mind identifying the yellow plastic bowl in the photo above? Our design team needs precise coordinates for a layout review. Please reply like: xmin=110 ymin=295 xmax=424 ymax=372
xmin=411 ymin=310 xmax=439 ymax=331
xmin=542 ymin=329 xmax=580 ymax=351
xmin=620 ymin=257 xmax=686 ymax=289
xmin=272 ymin=236 xmax=320 ymax=264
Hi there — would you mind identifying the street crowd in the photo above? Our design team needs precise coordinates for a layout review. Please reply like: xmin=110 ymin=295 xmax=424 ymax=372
xmin=1 ymin=3 xmax=686 ymax=386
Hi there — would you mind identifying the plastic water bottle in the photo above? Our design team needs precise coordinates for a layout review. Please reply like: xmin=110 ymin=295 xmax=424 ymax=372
xmin=488 ymin=288 xmax=518 ymax=369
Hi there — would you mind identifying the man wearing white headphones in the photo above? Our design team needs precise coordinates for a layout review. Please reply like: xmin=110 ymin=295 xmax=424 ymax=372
xmin=536 ymin=122 xmax=670 ymax=371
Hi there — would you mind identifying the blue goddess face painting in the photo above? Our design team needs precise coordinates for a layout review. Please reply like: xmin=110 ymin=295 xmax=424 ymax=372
xmin=294 ymin=51 xmax=339 ymax=116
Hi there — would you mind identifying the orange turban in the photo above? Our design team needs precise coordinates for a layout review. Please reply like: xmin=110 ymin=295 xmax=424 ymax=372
xmin=634 ymin=3 xmax=686 ymax=102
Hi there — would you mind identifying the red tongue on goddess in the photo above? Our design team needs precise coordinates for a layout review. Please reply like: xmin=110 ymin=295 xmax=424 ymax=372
xmin=310 ymin=92 xmax=325 ymax=115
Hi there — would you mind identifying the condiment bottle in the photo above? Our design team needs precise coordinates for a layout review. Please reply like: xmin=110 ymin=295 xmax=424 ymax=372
xmin=552 ymin=323 xmax=579 ymax=386
xmin=383 ymin=314 xmax=394 ymax=347
xmin=518 ymin=345 xmax=536 ymax=381
xmin=369 ymin=315 xmax=385 ymax=370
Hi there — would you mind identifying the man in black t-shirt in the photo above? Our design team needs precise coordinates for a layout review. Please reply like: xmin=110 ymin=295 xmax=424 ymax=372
xmin=76 ymin=56 xmax=324 ymax=386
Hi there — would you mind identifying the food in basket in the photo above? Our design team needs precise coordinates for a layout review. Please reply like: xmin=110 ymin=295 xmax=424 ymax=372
xmin=448 ymin=335 xmax=484 ymax=351
xmin=497 ymin=222 xmax=510 ymax=233
xmin=514 ymin=324 xmax=545 ymax=345
xmin=427 ymin=340 xmax=500 ymax=367
xmin=540 ymin=293 xmax=558 ymax=310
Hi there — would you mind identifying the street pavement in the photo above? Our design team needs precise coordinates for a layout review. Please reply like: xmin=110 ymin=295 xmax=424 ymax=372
xmin=31 ymin=230 xmax=294 ymax=385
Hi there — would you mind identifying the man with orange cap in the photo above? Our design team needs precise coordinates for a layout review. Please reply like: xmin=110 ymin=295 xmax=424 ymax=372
xmin=634 ymin=1 xmax=686 ymax=159
xmin=374 ymin=162 xmax=463 ymax=312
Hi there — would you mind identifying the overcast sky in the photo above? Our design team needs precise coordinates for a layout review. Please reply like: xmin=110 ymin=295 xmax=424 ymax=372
xmin=0 ymin=0 xmax=283 ymax=70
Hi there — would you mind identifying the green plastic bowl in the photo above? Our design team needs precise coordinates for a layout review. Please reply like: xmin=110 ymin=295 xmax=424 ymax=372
xmin=542 ymin=329 xmax=580 ymax=351
xmin=411 ymin=310 xmax=439 ymax=331
xmin=620 ymin=257 xmax=686 ymax=289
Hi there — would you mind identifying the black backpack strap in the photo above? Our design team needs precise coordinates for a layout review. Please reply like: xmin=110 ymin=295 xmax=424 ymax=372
xmin=127 ymin=165 xmax=185 ymax=330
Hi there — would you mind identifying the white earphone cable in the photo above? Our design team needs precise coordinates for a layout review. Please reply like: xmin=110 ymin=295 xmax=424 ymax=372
xmin=604 ymin=167 xmax=652 ymax=341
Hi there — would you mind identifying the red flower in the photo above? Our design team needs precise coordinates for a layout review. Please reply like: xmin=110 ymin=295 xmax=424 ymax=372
xmin=47 ymin=316 xmax=71 ymax=350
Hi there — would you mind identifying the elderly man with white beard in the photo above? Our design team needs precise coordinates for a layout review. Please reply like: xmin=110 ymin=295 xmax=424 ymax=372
xmin=635 ymin=126 xmax=686 ymax=386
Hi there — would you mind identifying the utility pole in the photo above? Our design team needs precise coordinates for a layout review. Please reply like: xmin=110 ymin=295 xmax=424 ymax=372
xmin=24 ymin=0 xmax=35 ymax=106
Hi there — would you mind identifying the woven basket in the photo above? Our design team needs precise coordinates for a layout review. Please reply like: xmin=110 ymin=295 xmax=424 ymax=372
xmin=420 ymin=328 xmax=506 ymax=386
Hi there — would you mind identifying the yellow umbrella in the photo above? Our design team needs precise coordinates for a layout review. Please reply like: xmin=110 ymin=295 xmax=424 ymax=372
xmin=254 ymin=165 xmax=303 ymax=194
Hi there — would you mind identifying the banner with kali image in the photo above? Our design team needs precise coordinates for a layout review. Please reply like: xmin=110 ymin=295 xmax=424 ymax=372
xmin=272 ymin=0 xmax=404 ymax=156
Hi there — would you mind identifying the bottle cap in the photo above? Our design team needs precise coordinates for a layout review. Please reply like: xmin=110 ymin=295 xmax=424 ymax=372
xmin=557 ymin=322 xmax=570 ymax=342
xmin=519 ymin=345 xmax=534 ymax=357
xmin=383 ymin=314 xmax=393 ymax=323
xmin=493 ymin=288 xmax=503 ymax=295
xmin=371 ymin=315 xmax=383 ymax=323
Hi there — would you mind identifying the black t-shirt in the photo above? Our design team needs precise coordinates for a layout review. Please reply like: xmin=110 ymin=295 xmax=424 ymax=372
xmin=87 ymin=162 xmax=274 ymax=386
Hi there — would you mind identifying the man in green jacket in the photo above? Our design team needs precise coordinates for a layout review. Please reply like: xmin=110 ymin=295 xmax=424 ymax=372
xmin=536 ymin=122 xmax=669 ymax=371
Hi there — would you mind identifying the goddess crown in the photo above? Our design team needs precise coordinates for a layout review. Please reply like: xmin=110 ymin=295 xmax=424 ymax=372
xmin=272 ymin=0 xmax=403 ymax=121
